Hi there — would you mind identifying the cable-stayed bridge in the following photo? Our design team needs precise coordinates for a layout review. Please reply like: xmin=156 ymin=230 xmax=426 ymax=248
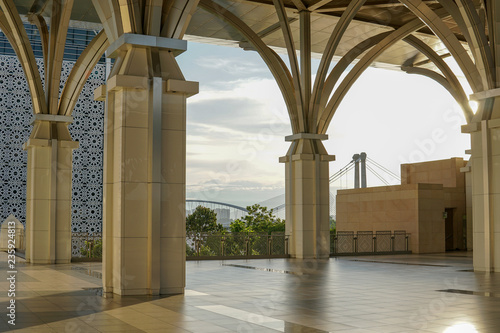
xmin=329 ymin=153 xmax=401 ymax=187
xmin=187 ymin=153 xmax=399 ymax=226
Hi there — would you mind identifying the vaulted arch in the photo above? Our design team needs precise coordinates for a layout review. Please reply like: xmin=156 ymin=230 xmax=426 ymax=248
xmin=310 ymin=0 xmax=367 ymax=132
xmin=318 ymin=10 xmax=450 ymax=134
xmin=59 ymin=31 xmax=110 ymax=116
xmin=319 ymin=31 xmax=392 ymax=112
xmin=198 ymin=0 xmax=300 ymax=132
xmin=403 ymin=34 xmax=473 ymax=122
xmin=46 ymin=0 xmax=74 ymax=114
xmin=399 ymin=0 xmax=485 ymax=93
xmin=0 ymin=2 xmax=46 ymax=114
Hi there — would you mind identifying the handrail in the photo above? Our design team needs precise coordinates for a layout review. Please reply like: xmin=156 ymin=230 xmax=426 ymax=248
xmin=186 ymin=232 xmax=289 ymax=259
xmin=331 ymin=230 xmax=411 ymax=256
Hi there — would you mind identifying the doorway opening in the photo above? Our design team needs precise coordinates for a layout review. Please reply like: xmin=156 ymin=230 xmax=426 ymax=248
xmin=445 ymin=208 xmax=455 ymax=251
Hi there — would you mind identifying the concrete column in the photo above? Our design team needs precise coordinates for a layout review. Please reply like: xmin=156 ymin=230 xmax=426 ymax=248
xmin=460 ymin=161 xmax=473 ymax=251
xmin=23 ymin=116 xmax=78 ymax=264
xmin=280 ymin=133 xmax=335 ymax=259
xmin=463 ymin=111 xmax=500 ymax=272
xmin=97 ymin=35 xmax=198 ymax=296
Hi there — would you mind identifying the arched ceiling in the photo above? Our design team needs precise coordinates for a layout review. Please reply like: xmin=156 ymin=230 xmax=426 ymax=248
xmin=9 ymin=0 xmax=470 ymax=70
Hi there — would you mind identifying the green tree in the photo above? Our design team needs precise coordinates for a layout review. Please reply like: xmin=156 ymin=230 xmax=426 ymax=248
xmin=330 ymin=215 xmax=336 ymax=234
xmin=227 ymin=219 xmax=249 ymax=233
xmin=186 ymin=206 xmax=224 ymax=257
xmin=230 ymin=204 xmax=285 ymax=234
xmin=80 ymin=239 xmax=102 ymax=258
xmin=186 ymin=206 xmax=224 ymax=234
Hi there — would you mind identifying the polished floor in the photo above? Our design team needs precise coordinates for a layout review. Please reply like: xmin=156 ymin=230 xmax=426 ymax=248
xmin=0 ymin=251 xmax=498 ymax=332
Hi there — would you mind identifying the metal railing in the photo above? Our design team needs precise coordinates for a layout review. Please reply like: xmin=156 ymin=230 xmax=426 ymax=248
xmin=71 ymin=230 xmax=408 ymax=259
xmin=71 ymin=232 xmax=289 ymax=259
xmin=330 ymin=230 xmax=410 ymax=255
xmin=186 ymin=232 xmax=289 ymax=259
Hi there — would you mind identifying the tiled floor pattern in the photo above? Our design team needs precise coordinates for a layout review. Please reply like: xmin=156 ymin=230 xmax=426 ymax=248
xmin=0 ymin=252 xmax=498 ymax=332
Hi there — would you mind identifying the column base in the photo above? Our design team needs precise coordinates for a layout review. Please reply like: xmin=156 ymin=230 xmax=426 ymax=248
xmin=473 ymin=267 xmax=493 ymax=272
xmin=110 ymin=287 xmax=184 ymax=296
xmin=55 ymin=259 xmax=71 ymax=264
xmin=28 ymin=259 xmax=55 ymax=264
xmin=160 ymin=287 xmax=184 ymax=295
xmin=103 ymin=292 xmax=114 ymax=299
xmin=113 ymin=288 xmax=151 ymax=296
xmin=291 ymin=254 xmax=330 ymax=259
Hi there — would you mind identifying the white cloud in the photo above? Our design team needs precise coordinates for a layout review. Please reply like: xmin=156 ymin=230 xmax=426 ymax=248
xmin=186 ymin=77 xmax=290 ymax=205
xmin=190 ymin=77 xmax=289 ymax=118
xmin=195 ymin=56 xmax=268 ymax=75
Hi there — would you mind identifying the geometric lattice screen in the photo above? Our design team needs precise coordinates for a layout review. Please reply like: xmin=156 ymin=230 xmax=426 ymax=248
xmin=68 ymin=62 xmax=106 ymax=233
xmin=0 ymin=54 xmax=105 ymax=233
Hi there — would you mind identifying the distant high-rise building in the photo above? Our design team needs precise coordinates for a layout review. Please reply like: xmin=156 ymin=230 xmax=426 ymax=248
xmin=215 ymin=208 xmax=231 ymax=228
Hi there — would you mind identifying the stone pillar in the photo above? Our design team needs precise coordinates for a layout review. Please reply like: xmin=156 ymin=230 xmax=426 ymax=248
xmin=98 ymin=35 xmax=198 ymax=296
xmin=23 ymin=115 xmax=78 ymax=264
xmin=462 ymin=112 xmax=500 ymax=271
xmin=460 ymin=161 xmax=473 ymax=251
xmin=279 ymin=133 xmax=335 ymax=259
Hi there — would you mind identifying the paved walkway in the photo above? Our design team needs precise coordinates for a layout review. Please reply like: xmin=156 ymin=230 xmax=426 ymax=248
xmin=0 ymin=251 xmax=498 ymax=332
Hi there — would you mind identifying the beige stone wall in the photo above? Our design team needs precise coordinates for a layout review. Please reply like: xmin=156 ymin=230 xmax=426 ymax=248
xmin=338 ymin=184 xmax=425 ymax=253
xmin=337 ymin=158 xmax=470 ymax=254
xmin=401 ymin=157 xmax=467 ymax=251
xmin=401 ymin=157 xmax=466 ymax=188
xmin=336 ymin=182 xmax=454 ymax=254
xmin=417 ymin=184 xmax=445 ymax=253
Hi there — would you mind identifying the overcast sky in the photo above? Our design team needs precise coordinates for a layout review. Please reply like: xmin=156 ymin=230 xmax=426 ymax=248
xmin=177 ymin=41 xmax=470 ymax=207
